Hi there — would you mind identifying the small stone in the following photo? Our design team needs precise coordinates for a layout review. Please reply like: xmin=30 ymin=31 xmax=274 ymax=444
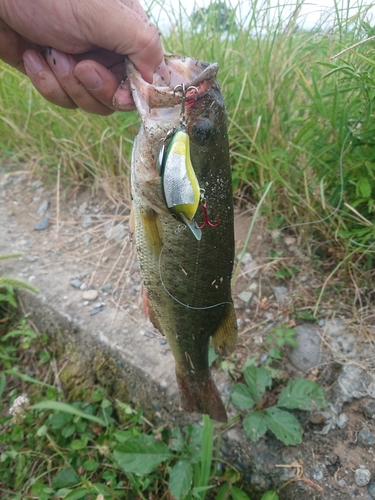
xmin=37 ymin=199 xmax=49 ymax=217
xmin=102 ymin=256 xmax=109 ymax=263
xmin=368 ymin=482 xmax=375 ymax=497
xmin=237 ymin=291 xmax=253 ymax=304
xmin=318 ymin=319 xmax=325 ymax=327
xmin=260 ymin=354 xmax=269 ymax=364
xmin=89 ymin=303 xmax=105 ymax=315
xmin=358 ymin=429 xmax=375 ymax=448
xmin=105 ymin=224 xmax=126 ymax=243
xmin=309 ymin=411 xmax=327 ymax=425
xmin=288 ymin=324 xmax=325 ymax=372
xmin=337 ymin=413 xmax=348 ymax=429
xmin=81 ymin=214 xmax=93 ymax=228
xmin=78 ymin=201 xmax=88 ymax=215
xmin=361 ymin=401 xmax=375 ymax=419
xmin=273 ymin=286 xmax=288 ymax=300
xmin=312 ymin=465 xmax=323 ymax=481
xmin=83 ymin=300 xmax=89 ymax=306
xmin=355 ymin=468 xmax=371 ymax=487
xmin=100 ymin=283 xmax=112 ymax=293
xmin=70 ymin=278 xmax=82 ymax=289
xmin=337 ymin=479 xmax=347 ymax=488
xmin=81 ymin=234 xmax=92 ymax=246
xmin=144 ymin=332 xmax=154 ymax=339
xmin=80 ymin=283 xmax=87 ymax=290
xmin=159 ymin=339 xmax=167 ymax=345
xmin=82 ymin=289 xmax=99 ymax=301
xmin=237 ymin=252 xmax=259 ymax=279
xmin=34 ymin=219 xmax=49 ymax=231
xmin=26 ymin=255 xmax=38 ymax=262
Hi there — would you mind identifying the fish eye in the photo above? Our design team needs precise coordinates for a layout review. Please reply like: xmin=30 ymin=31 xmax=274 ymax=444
xmin=190 ymin=119 xmax=212 ymax=142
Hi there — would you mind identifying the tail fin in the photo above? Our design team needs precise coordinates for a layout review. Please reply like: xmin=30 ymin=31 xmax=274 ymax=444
xmin=176 ymin=372 xmax=228 ymax=423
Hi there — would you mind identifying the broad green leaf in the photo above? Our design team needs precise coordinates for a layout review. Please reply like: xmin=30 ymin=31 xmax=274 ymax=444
xmin=261 ymin=492 xmax=279 ymax=500
xmin=216 ymin=482 xmax=231 ymax=500
xmin=169 ymin=461 xmax=193 ymax=500
xmin=277 ymin=379 xmax=327 ymax=411
xmin=357 ymin=177 xmax=372 ymax=199
xmin=264 ymin=408 xmax=302 ymax=445
xmin=244 ymin=367 xmax=271 ymax=403
xmin=231 ymin=487 xmax=251 ymax=500
xmin=52 ymin=469 xmax=80 ymax=489
xmin=70 ymin=436 xmax=88 ymax=451
xmin=243 ymin=412 xmax=268 ymax=442
xmin=231 ymin=383 xmax=256 ymax=410
xmin=113 ymin=429 xmax=137 ymax=443
xmin=169 ymin=427 xmax=185 ymax=452
xmin=114 ymin=434 xmax=173 ymax=474
xmin=62 ymin=488 xmax=88 ymax=500
xmin=61 ymin=424 xmax=76 ymax=438
xmin=31 ymin=401 xmax=107 ymax=426
xmin=221 ymin=468 xmax=241 ymax=484
xmin=83 ymin=459 xmax=99 ymax=472
xmin=36 ymin=424 xmax=48 ymax=437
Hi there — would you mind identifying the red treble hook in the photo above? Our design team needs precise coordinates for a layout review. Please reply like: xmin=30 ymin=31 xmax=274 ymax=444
xmin=195 ymin=202 xmax=220 ymax=229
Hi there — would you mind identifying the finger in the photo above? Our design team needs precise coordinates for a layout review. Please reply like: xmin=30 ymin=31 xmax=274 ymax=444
xmin=80 ymin=0 xmax=164 ymax=83
xmin=0 ymin=18 xmax=38 ymax=73
xmin=23 ymin=50 xmax=77 ymax=109
xmin=46 ymin=48 xmax=114 ymax=115
xmin=74 ymin=60 xmax=131 ymax=111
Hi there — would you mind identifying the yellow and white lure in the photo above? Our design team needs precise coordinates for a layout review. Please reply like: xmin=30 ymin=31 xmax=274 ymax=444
xmin=157 ymin=84 xmax=202 ymax=241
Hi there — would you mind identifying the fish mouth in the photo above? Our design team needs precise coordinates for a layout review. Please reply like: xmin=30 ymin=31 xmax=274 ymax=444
xmin=125 ymin=55 xmax=219 ymax=124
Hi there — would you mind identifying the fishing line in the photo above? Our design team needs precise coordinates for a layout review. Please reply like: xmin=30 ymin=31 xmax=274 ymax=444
xmin=158 ymin=224 xmax=234 ymax=311
xmin=278 ymin=99 xmax=371 ymax=234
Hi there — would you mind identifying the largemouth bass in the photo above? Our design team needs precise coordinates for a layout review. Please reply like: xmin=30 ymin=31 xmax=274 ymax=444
xmin=127 ymin=55 xmax=237 ymax=422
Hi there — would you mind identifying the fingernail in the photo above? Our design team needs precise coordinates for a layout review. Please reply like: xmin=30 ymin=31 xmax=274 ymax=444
xmin=23 ymin=51 xmax=44 ymax=75
xmin=46 ymin=48 xmax=71 ymax=77
xmin=75 ymin=67 xmax=103 ymax=91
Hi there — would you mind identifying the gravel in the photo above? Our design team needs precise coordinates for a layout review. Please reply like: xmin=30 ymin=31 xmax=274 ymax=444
xmin=82 ymin=289 xmax=99 ymax=301
xmin=355 ymin=468 xmax=371 ymax=487
xmin=33 ymin=218 xmax=49 ymax=230
xmin=358 ymin=429 xmax=375 ymax=448
xmin=70 ymin=278 xmax=83 ymax=289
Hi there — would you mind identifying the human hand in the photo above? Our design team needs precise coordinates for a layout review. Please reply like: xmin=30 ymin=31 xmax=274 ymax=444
xmin=0 ymin=0 xmax=168 ymax=115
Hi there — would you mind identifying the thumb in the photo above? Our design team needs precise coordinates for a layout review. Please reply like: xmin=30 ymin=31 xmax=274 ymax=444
xmin=82 ymin=0 xmax=164 ymax=82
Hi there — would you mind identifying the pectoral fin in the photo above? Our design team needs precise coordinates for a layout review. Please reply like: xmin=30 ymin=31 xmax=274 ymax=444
xmin=211 ymin=304 xmax=238 ymax=356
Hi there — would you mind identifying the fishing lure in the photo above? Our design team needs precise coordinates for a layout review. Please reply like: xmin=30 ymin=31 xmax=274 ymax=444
xmin=158 ymin=84 xmax=202 ymax=241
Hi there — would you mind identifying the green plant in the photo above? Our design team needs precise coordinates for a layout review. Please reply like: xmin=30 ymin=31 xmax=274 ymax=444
xmin=265 ymin=324 xmax=298 ymax=362
xmin=231 ymin=365 xmax=327 ymax=445
xmin=0 ymin=254 xmax=40 ymax=295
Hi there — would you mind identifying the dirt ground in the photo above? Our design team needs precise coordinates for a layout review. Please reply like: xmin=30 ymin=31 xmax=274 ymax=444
xmin=1 ymin=167 xmax=375 ymax=499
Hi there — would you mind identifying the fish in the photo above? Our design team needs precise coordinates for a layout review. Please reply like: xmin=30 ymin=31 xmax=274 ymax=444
xmin=127 ymin=55 xmax=238 ymax=422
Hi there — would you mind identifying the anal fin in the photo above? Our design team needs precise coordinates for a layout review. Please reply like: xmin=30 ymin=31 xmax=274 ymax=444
xmin=211 ymin=303 xmax=238 ymax=356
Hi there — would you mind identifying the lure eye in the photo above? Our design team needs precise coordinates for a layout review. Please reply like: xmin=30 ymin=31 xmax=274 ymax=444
xmin=191 ymin=119 xmax=212 ymax=143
